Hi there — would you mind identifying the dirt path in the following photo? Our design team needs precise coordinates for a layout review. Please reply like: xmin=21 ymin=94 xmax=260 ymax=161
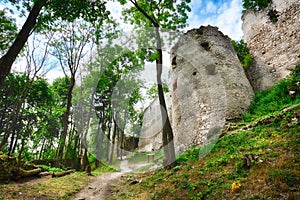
xmin=70 ymin=160 xmax=132 ymax=200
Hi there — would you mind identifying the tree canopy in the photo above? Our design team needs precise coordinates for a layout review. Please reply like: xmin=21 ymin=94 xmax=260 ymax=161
xmin=242 ymin=0 xmax=271 ymax=11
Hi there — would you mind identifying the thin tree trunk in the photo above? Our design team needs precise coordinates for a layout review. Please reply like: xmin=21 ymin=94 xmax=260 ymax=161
xmin=99 ymin=116 xmax=106 ymax=161
xmin=11 ymin=130 xmax=20 ymax=156
xmin=8 ymin=130 xmax=16 ymax=156
xmin=18 ymin=137 xmax=26 ymax=160
xmin=106 ymin=115 xmax=112 ymax=162
xmin=95 ymin=121 xmax=101 ymax=168
xmin=109 ymin=120 xmax=117 ymax=165
xmin=0 ymin=0 xmax=46 ymax=86
xmin=155 ymin=27 xmax=176 ymax=167
xmin=57 ymin=76 xmax=75 ymax=161
xmin=39 ymin=138 xmax=46 ymax=160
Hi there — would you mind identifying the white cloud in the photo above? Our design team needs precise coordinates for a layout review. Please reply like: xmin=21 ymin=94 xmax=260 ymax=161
xmin=187 ymin=0 xmax=244 ymax=40
xmin=203 ymin=1 xmax=217 ymax=14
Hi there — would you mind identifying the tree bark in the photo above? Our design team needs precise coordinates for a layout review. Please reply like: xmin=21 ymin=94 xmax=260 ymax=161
xmin=0 ymin=0 xmax=46 ymax=86
xmin=155 ymin=27 xmax=176 ymax=167
xmin=106 ymin=116 xmax=112 ymax=162
xmin=14 ymin=168 xmax=42 ymax=178
xmin=109 ymin=120 xmax=117 ymax=165
xmin=57 ymin=76 xmax=75 ymax=161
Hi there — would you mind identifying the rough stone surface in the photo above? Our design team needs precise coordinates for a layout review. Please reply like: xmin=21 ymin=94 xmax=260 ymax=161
xmin=242 ymin=0 xmax=300 ymax=91
xmin=170 ymin=25 xmax=254 ymax=153
xmin=138 ymin=93 xmax=172 ymax=152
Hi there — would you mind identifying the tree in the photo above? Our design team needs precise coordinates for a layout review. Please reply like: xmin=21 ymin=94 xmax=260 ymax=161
xmin=88 ymin=44 xmax=144 ymax=165
xmin=0 ymin=9 xmax=17 ymax=56
xmin=118 ymin=0 xmax=191 ymax=167
xmin=48 ymin=20 xmax=94 ymax=161
xmin=0 ymin=0 xmax=46 ymax=86
xmin=242 ymin=0 xmax=271 ymax=11
xmin=0 ymin=0 xmax=109 ymax=86
xmin=146 ymin=83 xmax=169 ymax=100
xmin=231 ymin=39 xmax=253 ymax=69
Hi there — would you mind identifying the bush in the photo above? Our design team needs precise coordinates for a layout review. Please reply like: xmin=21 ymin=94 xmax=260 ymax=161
xmin=231 ymin=39 xmax=253 ymax=69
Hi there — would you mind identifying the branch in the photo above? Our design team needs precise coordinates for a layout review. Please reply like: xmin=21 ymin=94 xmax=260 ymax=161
xmin=129 ymin=0 xmax=159 ymax=27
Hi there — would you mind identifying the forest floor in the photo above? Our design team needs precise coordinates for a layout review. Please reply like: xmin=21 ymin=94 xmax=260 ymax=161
xmin=70 ymin=159 xmax=152 ymax=200
xmin=0 ymin=158 xmax=153 ymax=200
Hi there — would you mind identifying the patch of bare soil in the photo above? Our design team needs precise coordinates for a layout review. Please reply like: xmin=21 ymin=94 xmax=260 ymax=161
xmin=70 ymin=172 xmax=123 ymax=200
xmin=71 ymin=160 xmax=133 ymax=200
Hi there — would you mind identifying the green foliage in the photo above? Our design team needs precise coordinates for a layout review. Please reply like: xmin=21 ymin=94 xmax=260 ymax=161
xmin=177 ymin=146 xmax=201 ymax=163
xmin=231 ymin=39 xmax=253 ymax=69
xmin=37 ymin=165 xmax=65 ymax=172
xmin=0 ymin=9 xmax=17 ymax=56
xmin=243 ymin=64 xmax=300 ymax=121
xmin=242 ymin=0 xmax=271 ymax=11
xmin=146 ymin=83 xmax=169 ymax=100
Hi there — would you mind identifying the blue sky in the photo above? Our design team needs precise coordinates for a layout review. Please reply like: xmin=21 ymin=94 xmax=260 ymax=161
xmin=106 ymin=0 xmax=244 ymax=40
xmin=187 ymin=0 xmax=244 ymax=40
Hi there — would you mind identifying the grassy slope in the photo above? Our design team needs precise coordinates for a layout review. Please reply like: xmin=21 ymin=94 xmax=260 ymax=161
xmin=110 ymin=75 xmax=300 ymax=200
xmin=110 ymin=106 xmax=300 ymax=200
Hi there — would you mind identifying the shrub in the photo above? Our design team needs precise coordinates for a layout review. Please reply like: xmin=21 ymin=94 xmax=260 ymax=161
xmin=231 ymin=39 xmax=253 ymax=69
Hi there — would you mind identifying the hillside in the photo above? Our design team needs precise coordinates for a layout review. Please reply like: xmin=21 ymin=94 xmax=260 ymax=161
xmin=109 ymin=70 xmax=300 ymax=199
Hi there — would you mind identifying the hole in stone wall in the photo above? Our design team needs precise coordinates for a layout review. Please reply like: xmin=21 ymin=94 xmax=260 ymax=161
xmin=192 ymin=72 xmax=197 ymax=76
xmin=268 ymin=9 xmax=279 ymax=23
xmin=201 ymin=42 xmax=210 ymax=51
xmin=171 ymin=55 xmax=177 ymax=65
xmin=205 ymin=65 xmax=216 ymax=75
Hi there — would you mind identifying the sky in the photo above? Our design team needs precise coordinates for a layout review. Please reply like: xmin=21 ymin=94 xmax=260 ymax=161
xmin=0 ymin=0 xmax=245 ymax=83
xmin=106 ymin=0 xmax=244 ymax=40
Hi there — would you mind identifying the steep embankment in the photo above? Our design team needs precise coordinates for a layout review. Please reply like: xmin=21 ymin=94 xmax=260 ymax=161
xmin=110 ymin=104 xmax=300 ymax=199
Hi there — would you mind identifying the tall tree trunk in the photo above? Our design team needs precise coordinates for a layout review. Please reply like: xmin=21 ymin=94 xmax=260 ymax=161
xmin=80 ymin=94 xmax=93 ymax=171
xmin=8 ymin=130 xmax=16 ymax=156
xmin=39 ymin=138 xmax=46 ymax=160
xmin=106 ymin=116 xmax=112 ymax=162
xmin=57 ymin=76 xmax=75 ymax=161
xmin=0 ymin=0 xmax=46 ymax=86
xmin=109 ymin=120 xmax=117 ymax=165
xmin=155 ymin=27 xmax=176 ymax=167
xmin=95 ymin=121 xmax=101 ymax=168
xmin=0 ymin=100 xmax=23 ymax=151
xmin=11 ymin=130 xmax=20 ymax=156
xmin=18 ymin=136 xmax=26 ymax=160
xmin=99 ymin=115 xmax=106 ymax=161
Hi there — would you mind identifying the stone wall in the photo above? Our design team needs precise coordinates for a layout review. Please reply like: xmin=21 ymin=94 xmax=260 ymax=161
xmin=242 ymin=0 xmax=300 ymax=91
xmin=170 ymin=26 xmax=254 ymax=153
xmin=138 ymin=93 xmax=172 ymax=152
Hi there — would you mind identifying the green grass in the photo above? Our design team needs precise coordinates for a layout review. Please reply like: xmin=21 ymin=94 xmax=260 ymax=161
xmin=37 ymin=165 xmax=65 ymax=172
xmin=242 ymin=67 xmax=300 ymax=122
xmin=109 ymin=69 xmax=300 ymax=199
xmin=127 ymin=151 xmax=164 ymax=165
xmin=110 ymin=108 xmax=300 ymax=200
